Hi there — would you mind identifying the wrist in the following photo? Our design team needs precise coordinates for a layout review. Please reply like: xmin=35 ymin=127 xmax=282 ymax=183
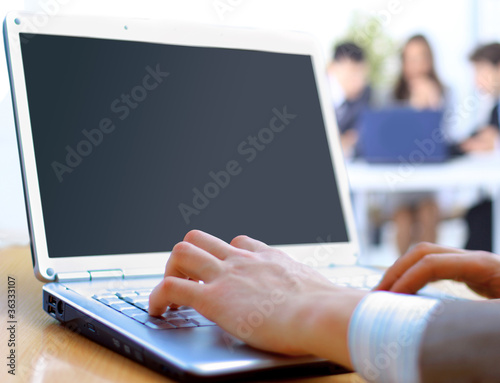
xmin=296 ymin=287 xmax=368 ymax=369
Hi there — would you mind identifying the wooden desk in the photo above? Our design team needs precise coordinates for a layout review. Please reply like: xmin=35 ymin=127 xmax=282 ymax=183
xmin=2 ymin=246 xmax=365 ymax=383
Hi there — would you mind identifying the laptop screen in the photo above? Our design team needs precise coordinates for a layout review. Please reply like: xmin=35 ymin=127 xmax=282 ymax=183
xmin=19 ymin=33 xmax=348 ymax=258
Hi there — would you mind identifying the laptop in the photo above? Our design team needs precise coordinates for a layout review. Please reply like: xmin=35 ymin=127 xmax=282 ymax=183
xmin=4 ymin=11 xmax=410 ymax=382
xmin=357 ymin=107 xmax=448 ymax=163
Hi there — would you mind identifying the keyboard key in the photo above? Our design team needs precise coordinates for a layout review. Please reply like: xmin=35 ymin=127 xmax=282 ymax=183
xmin=129 ymin=297 xmax=150 ymax=304
xmin=145 ymin=318 xmax=176 ymax=330
xmin=120 ymin=307 xmax=146 ymax=317
xmin=134 ymin=288 xmax=152 ymax=293
xmin=122 ymin=296 xmax=139 ymax=304
xmin=162 ymin=312 xmax=183 ymax=320
xmin=115 ymin=290 xmax=138 ymax=298
xmin=92 ymin=293 xmax=118 ymax=300
xmin=190 ymin=317 xmax=216 ymax=326
xmin=167 ymin=318 xmax=198 ymax=328
xmin=178 ymin=312 xmax=201 ymax=319
xmin=109 ymin=302 xmax=134 ymax=311
xmin=134 ymin=289 xmax=152 ymax=296
xmin=177 ymin=308 xmax=197 ymax=316
xmin=98 ymin=290 xmax=208 ymax=330
xmin=134 ymin=301 xmax=149 ymax=311
xmin=130 ymin=313 xmax=152 ymax=324
xmin=97 ymin=297 xmax=124 ymax=306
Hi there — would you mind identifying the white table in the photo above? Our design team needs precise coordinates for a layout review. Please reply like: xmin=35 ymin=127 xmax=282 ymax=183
xmin=346 ymin=153 xmax=500 ymax=254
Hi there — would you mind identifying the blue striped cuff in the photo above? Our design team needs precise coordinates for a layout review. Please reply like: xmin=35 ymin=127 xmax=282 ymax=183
xmin=348 ymin=291 xmax=441 ymax=383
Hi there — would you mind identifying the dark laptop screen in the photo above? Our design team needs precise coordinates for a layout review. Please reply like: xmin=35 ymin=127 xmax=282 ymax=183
xmin=19 ymin=33 xmax=348 ymax=258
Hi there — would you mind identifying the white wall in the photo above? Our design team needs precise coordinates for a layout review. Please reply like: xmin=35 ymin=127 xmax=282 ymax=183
xmin=1 ymin=0 xmax=26 ymax=247
xmin=0 ymin=0 xmax=492 ymax=246
xmin=477 ymin=0 xmax=500 ymax=42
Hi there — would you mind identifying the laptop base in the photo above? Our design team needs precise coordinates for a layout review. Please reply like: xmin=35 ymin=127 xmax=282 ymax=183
xmin=43 ymin=283 xmax=348 ymax=382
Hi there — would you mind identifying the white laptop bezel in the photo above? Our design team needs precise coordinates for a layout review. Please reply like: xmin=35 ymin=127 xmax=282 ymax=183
xmin=4 ymin=11 xmax=359 ymax=282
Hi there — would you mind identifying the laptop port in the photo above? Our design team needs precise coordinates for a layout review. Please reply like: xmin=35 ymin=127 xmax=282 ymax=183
xmin=48 ymin=295 xmax=56 ymax=305
xmin=48 ymin=305 xmax=56 ymax=316
xmin=57 ymin=300 xmax=64 ymax=315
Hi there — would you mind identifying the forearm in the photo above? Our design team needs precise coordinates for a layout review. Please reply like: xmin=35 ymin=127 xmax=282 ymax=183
xmin=419 ymin=299 xmax=500 ymax=383
xmin=291 ymin=287 xmax=443 ymax=382
xmin=298 ymin=288 xmax=368 ymax=370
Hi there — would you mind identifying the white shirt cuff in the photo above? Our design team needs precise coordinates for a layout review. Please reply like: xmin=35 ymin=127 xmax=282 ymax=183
xmin=348 ymin=291 xmax=442 ymax=383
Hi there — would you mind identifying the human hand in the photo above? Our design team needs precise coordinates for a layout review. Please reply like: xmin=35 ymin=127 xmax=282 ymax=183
xmin=149 ymin=230 xmax=366 ymax=368
xmin=461 ymin=125 xmax=499 ymax=153
xmin=375 ymin=242 xmax=500 ymax=299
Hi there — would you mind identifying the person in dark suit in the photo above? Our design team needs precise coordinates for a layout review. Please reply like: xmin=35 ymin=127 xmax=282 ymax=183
xmin=327 ymin=42 xmax=371 ymax=155
xmin=461 ymin=43 xmax=500 ymax=252
xmin=149 ymin=230 xmax=500 ymax=383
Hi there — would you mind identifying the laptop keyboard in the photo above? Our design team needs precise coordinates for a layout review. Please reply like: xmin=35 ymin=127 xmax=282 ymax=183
xmin=329 ymin=274 xmax=383 ymax=290
xmin=92 ymin=288 xmax=216 ymax=330
xmin=329 ymin=274 xmax=464 ymax=300
xmin=93 ymin=276 xmax=461 ymax=330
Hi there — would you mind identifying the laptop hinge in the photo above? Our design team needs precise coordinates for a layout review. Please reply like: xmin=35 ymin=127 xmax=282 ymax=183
xmin=122 ymin=268 xmax=164 ymax=279
xmin=56 ymin=269 xmax=124 ymax=282
xmin=56 ymin=271 xmax=91 ymax=282
xmin=88 ymin=269 xmax=124 ymax=280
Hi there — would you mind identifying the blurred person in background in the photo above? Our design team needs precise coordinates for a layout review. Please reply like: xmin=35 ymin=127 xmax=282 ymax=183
xmin=327 ymin=42 xmax=371 ymax=156
xmin=391 ymin=34 xmax=445 ymax=255
xmin=393 ymin=34 xmax=445 ymax=110
xmin=461 ymin=43 xmax=500 ymax=251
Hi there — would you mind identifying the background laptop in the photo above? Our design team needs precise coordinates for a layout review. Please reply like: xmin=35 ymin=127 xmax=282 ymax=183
xmin=358 ymin=107 xmax=448 ymax=163
xmin=4 ymin=11 xmax=378 ymax=382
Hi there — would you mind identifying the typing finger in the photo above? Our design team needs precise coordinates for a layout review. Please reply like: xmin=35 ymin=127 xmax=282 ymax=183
xmin=389 ymin=253 xmax=481 ymax=294
xmin=375 ymin=243 xmax=465 ymax=291
xmin=230 ymin=235 xmax=269 ymax=252
xmin=165 ymin=241 xmax=223 ymax=282
xmin=148 ymin=277 xmax=204 ymax=317
xmin=184 ymin=230 xmax=235 ymax=260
